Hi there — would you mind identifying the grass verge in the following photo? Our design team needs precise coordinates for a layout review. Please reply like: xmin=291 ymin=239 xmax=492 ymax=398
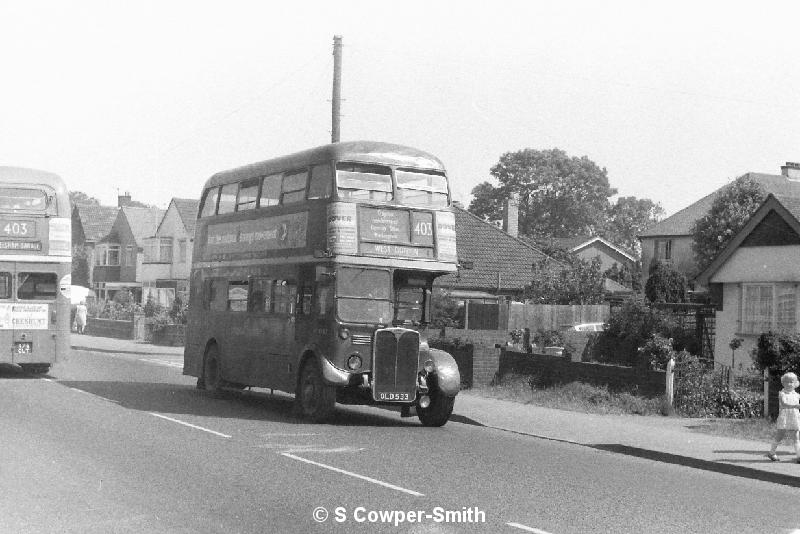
xmin=469 ymin=374 xmax=774 ymax=442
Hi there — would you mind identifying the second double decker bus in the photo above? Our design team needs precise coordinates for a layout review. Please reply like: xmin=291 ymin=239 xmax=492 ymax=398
xmin=184 ymin=141 xmax=461 ymax=425
xmin=0 ymin=167 xmax=72 ymax=374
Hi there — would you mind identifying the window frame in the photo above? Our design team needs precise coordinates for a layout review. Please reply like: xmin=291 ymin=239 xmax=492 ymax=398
xmin=740 ymin=282 xmax=798 ymax=335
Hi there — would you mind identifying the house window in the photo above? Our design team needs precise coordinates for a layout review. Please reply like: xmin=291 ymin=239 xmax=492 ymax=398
xmin=159 ymin=238 xmax=173 ymax=263
xmin=96 ymin=245 xmax=121 ymax=266
xmin=741 ymin=283 xmax=797 ymax=334
xmin=178 ymin=239 xmax=187 ymax=263
xmin=654 ymin=239 xmax=672 ymax=261
xmin=127 ymin=245 xmax=136 ymax=266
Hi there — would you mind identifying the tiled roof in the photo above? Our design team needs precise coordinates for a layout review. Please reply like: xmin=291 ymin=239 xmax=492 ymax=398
xmin=172 ymin=198 xmax=200 ymax=236
xmin=551 ymin=235 xmax=593 ymax=250
xmin=775 ymin=194 xmax=800 ymax=222
xmin=435 ymin=207 xmax=555 ymax=293
xmin=121 ymin=207 xmax=165 ymax=246
xmin=639 ymin=173 xmax=800 ymax=237
xmin=74 ymin=204 xmax=118 ymax=243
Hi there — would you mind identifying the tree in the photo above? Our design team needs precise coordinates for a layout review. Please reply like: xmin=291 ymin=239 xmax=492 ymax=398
xmin=645 ymin=261 xmax=687 ymax=303
xmin=691 ymin=175 xmax=767 ymax=273
xmin=71 ymin=245 xmax=90 ymax=287
xmin=69 ymin=191 xmax=100 ymax=206
xmin=469 ymin=148 xmax=617 ymax=238
xmin=524 ymin=256 xmax=606 ymax=304
xmin=604 ymin=262 xmax=642 ymax=291
xmin=605 ymin=196 xmax=664 ymax=256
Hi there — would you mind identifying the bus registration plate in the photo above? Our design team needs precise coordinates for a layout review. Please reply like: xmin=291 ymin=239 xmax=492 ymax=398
xmin=15 ymin=342 xmax=32 ymax=354
xmin=378 ymin=392 xmax=410 ymax=401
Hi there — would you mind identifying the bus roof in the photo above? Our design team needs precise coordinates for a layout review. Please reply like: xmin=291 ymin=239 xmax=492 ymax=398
xmin=203 ymin=141 xmax=446 ymax=190
xmin=0 ymin=166 xmax=68 ymax=195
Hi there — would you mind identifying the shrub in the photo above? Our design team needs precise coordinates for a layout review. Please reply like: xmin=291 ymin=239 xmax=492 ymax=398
xmin=753 ymin=332 xmax=800 ymax=376
xmin=638 ymin=333 xmax=673 ymax=370
xmin=674 ymin=352 xmax=762 ymax=418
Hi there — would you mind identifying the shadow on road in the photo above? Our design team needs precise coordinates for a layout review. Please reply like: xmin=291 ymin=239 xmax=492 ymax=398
xmin=593 ymin=444 xmax=800 ymax=488
xmin=55 ymin=379 xmax=423 ymax=428
xmin=0 ymin=365 xmax=52 ymax=379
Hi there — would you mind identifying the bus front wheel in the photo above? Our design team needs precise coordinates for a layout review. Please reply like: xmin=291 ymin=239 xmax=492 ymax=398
xmin=417 ymin=391 xmax=455 ymax=427
xmin=296 ymin=358 xmax=335 ymax=422
xmin=203 ymin=345 xmax=223 ymax=394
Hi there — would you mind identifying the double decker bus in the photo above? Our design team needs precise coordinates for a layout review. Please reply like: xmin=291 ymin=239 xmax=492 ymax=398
xmin=184 ymin=141 xmax=461 ymax=425
xmin=0 ymin=167 xmax=72 ymax=374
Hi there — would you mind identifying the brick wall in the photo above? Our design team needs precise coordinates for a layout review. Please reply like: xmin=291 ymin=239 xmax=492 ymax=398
xmin=429 ymin=328 xmax=509 ymax=385
xmin=499 ymin=350 xmax=666 ymax=398
xmin=86 ymin=317 xmax=136 ymax=339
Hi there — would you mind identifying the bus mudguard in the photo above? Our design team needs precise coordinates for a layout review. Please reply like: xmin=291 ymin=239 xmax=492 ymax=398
xmin=318 ymin=353 xmax=351 ymax=386
xmin=427 ymin=348 xmax=461 ymax=397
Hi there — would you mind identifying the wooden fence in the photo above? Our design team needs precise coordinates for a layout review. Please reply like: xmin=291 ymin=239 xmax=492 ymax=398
xmin=464 ymin=302 xmax=610 ymax=332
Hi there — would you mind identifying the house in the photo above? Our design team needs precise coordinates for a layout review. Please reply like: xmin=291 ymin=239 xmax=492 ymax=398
xmin=550 ymin=235 xmax=637 ymax=272
xmin=434 ymin=201 xmax=555 ymax=301
xmin=696 ymin=194 xmax=800 ymax=369
xmin=639 ymin=162 xmax=800 ymax=288
xmin=93 ymin=206 xmax=165 ymax=302
xmin=140 ymin=198 xmax=199 ymax=308
xmin=71 ymin=203 xmax=119 ymax=287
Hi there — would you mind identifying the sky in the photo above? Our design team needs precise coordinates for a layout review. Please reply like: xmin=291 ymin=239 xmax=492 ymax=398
xmin=3 ymin=0 xmax=800 ymax=218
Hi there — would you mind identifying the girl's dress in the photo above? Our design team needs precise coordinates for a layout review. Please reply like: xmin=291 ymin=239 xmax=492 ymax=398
xmin=776 ymin=390 xmax=800 ymax=430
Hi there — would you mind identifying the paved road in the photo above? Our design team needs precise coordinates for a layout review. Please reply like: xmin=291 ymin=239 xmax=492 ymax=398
xmin=1 ymin=346 xmax=799 ymax=534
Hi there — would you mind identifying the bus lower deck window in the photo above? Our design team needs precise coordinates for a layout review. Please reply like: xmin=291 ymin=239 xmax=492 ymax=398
xmin=18 ymin=273 xmax=57 ymax=300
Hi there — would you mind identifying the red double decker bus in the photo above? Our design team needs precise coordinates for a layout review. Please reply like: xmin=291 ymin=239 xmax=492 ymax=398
xmin=183 ymin=141 xmax=461 ymax=425
xmin=0 ymin=167 xmax=72 ymax=374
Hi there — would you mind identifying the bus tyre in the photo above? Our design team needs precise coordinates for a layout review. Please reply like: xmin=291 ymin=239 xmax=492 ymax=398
xmin=417 ymin=391 xmax=455 ymax=427
xmin=296 ymin=358 xmax=335 ymax=422
xmin=203 ymin=345 xmax=224 ymax=394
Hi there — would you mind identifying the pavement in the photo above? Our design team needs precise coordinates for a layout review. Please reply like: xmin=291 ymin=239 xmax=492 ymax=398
xmin=67 ymin=333 xmax=800 ymax=488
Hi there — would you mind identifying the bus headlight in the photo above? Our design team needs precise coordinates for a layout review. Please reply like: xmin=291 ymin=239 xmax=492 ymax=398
xmin=347 ymin=354 xmax=362 ymax=371
xmin=423 ymin=359 xmax=435 ymax=374
xmin=338 ymin=327 xmax=350 ymax=340
xmin=418 ymin=395 xmax=431 ymax=409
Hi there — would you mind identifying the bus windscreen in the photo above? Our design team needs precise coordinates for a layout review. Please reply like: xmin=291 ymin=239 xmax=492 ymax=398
xmin=0 ymin=188 xmax=49 ymax=211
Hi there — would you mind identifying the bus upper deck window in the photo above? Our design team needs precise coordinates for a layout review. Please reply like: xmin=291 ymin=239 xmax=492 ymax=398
xmin=395 ymin=170 xmax=449 ymax=207
xmin=259 ymin=174 xmax=281 ymax=207
xmin=0 ymin=188 xmax=48 ymax=211
xmin=282 ymin=171 xmax=308 ymax=205
xmin=336 ymin=163 xmax=393 ymax=201
xmin=236 ymin=179 xmax=260 ymax=211
xmin=217 ymin=184 xmax=237 ymax=215
xmin=308 ymin=164 xmax=333 ymax=199
xmin=18 ymin=273 xmax=57 ymax=300
xmin=200 ymin=187 xmax=220 ymax=217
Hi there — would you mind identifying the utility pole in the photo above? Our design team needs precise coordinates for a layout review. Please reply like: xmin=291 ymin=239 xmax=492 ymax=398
xmin=331 ymin=35 xmax=343 ymax=143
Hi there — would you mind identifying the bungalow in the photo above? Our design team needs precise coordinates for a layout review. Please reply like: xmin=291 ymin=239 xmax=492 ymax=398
xmin=696 ymin=194 xmax=800 ymax=370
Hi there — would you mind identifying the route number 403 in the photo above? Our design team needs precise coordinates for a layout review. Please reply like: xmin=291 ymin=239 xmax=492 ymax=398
xmin=4 ymin=223 xmax=28 ymax=236
xmin=413 ymin=222 xmax=433 ymax=236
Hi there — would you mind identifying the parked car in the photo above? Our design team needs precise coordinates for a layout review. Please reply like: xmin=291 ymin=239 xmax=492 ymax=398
xmin=565 ymin=322 xmax=605 ymax=332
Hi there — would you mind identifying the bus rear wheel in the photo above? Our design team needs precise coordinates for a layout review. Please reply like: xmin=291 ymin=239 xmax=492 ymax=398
xmin=296 ymin=358 xmax=335 ymax=422
xmin=417 ymin=391 xmax=455 ymax=427
xmin=202 ymin=345 xmax=223 ymax=394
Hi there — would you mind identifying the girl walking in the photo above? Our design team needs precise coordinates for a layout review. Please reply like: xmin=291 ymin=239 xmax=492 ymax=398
xmin=767 ymin=371 xmax=800 ymax=462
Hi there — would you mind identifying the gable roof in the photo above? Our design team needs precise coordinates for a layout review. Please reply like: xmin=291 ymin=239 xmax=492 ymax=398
xmin=120 ymin=207 xmax=165 ymax=246
xmin=158 ymin=198 xmax=200 ymax=236
xmin=639 ymin=172 xmax=800 ymax=238
xmin=73 ymin=204 xmax=118 ymax=243
xmin=435 ymin=207 xmax=557 ymax=293
xmin=551 ymin=235 xmax=636 ymax=262
xmin=696 ymin=194 xmax=800 ymax=286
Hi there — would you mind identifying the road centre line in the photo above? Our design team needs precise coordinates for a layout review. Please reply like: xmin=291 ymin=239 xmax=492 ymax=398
xmin=149 ymin=413 xmax=232 ymax=438
xmin=280 ymin=452 xmax=424 ymax=497
xmin=507 ymin=522 xmax=554 ymax=534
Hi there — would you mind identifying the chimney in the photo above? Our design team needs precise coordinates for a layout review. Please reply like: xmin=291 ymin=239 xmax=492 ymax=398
xmin=118 ymin=191 xmax=132 ymax=207
xmin=781 ymin=162 xmax=800 ymax=181
xmin=502 ymin=194 xmax=519 ymax=237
